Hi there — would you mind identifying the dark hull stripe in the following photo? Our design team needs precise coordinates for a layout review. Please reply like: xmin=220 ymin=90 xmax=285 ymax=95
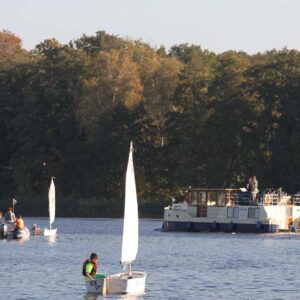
xmin=162 ymin=221 xmax=278 ymax=233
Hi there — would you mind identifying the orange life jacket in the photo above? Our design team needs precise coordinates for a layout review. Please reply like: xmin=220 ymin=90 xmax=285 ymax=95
xmin=16 ymin=218 xmax=24 ymax=229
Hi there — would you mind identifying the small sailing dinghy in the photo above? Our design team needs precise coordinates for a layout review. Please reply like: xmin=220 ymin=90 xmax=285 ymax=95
xmin=44 ymin=177 xmax=57 ymax=236
xmin=85 ymin=142 xmax=146 ymax=295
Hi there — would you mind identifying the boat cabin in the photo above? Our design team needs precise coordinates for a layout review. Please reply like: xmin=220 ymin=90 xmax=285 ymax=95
xmin=185 ymin=188 xmax=291 ymax=217
xmin=163 ymin=187 xmax=299 ymax=233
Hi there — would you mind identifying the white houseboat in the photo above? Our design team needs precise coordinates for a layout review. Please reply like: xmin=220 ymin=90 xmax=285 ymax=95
xmin=162 ymin=188 xmax=300 ymax=233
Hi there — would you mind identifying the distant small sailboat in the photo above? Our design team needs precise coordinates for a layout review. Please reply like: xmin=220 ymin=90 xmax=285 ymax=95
xmin=44 ymin=177 xmax=57 ymax=236
xmin=85 ymin=142 xmax=146 ymax=295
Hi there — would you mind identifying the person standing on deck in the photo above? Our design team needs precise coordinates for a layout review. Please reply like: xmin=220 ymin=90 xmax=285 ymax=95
xmin=4 ymin=207 xmax=16 ymax=223
xmin=247 ymin=176 xmax=259 ymax=201
xmin=82 ymin=253 xmax=98 ymax=280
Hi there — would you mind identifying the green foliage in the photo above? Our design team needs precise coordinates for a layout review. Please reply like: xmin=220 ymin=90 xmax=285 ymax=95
xmin=0 ymin=31 xmax=300 ymax=217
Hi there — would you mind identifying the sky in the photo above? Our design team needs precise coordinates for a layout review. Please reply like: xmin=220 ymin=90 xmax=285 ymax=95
xmin=1 ymin=0 xmax=300 ymax=54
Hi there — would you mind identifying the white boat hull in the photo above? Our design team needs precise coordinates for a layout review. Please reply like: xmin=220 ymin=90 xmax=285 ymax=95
xmin=1 ymin=223 xmax=30 ymax=239
xmin=44 ymin=228 xmax=57 ymax=236
xmin=106 ymin=271 xmax=146 ymax=295
xmin=14 ymin=227 xmax=30 ymax=239
xmin=85 ymin=277 xmax=106 ymax=294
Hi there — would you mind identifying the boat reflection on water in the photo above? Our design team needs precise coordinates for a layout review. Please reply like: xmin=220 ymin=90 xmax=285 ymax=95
xmin=0 ymin=234 xmax=30 ymax=244
xmin=16 ymin=236 xmax=30 ymax=244
xmin=84 ymin=294 xmax=145 ymax=300
xmin=118 ymin=295 xmax=145 ymax=300
xmin=45 ymin=234 xmax=57 ymax=245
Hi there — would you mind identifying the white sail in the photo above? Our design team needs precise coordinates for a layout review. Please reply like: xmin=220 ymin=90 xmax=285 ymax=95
xmin=121 ymin=142 xmax=138 ymax=264
xmin=48 ymin=178 xmax=56 ymax=225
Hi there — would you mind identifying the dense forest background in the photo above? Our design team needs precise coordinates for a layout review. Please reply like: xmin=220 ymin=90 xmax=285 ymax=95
xmin=0 ymin=30 xmax=300 ymax=217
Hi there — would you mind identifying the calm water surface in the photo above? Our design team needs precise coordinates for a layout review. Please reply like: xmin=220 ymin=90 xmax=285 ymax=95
xmin=0 ymin=218 xmax=299 ymax=300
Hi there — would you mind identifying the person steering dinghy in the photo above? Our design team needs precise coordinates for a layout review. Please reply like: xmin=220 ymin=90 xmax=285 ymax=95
xmin=83 ymin=253 xmax=98 ymax=280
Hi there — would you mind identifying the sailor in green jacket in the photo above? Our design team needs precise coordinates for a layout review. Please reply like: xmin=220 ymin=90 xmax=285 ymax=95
xmin=82 ymin=253 xmax=98 ymax=280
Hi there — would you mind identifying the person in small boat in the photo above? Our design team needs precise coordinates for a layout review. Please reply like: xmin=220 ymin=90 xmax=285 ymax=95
xmin=247 ymin=176 xmax=259 ymax=201
xmin=82 ymin=253 xmax=98 ymax=280
xmin=31 ymin=224 xmax=42 ymax=235
xmin=15 ymin=215 xmax=25 ymax=230
xmin=4 ymin=207 xmax=16 ymax=223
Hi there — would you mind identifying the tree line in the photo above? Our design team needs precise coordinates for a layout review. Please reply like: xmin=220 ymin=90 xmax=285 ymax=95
xmin=0 ymin=29 xmax=300 ymax=217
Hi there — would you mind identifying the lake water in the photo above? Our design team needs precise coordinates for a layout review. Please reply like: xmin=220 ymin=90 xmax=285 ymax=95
xmin=0 ymin=218 xmax=299 ymax=300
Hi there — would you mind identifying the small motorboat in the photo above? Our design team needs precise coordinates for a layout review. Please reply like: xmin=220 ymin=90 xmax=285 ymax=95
xmin=1 ymin=223 xmax=30 ymax=239
xmin=14 ymin=227 xmax=30 ymax=239
xmin=31 ymin=224 xmax=43 ymax=236
xmin=1 ymin=222 xmax=15 ymax=238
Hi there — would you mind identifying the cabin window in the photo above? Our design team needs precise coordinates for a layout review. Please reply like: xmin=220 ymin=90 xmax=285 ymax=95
xmin=248 ymin=208 xmax=260 ymax=219
xmin=198 ymin=192 xmax=206 ymax=205
xmin=227 ymin=207 xmax=233 ymax=218
xmin=254 ymin=208 xmax=260 ymax=219
xmin=216 ymin=193 xmax=226 ymax=206
xmin=227 ymin=207 xmax=239 ymax=218
xmin=191 ymin=191 xmax=198 ymax=205
xmin=206 ymin=191 xmax=224 ymax=206
xmin=248 ymin=208 xmax=255 ymax=218
xmin=233 ymin=207 xmax=239 ymax=218
xmin=207 ymin=192 xmax=217 ymax=205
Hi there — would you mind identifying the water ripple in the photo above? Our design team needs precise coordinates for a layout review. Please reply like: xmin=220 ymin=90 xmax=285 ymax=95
xmin=0 ymin=218 xmax=299 ymax=299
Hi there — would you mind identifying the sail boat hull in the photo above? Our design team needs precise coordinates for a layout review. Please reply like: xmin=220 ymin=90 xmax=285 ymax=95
xmin=106 ymin=271 xmax=146 ymax=295
xmin=44 ymin=228 xmax=57 ymax=236
xmin=85 ymin=277 xmax=106 ymax=294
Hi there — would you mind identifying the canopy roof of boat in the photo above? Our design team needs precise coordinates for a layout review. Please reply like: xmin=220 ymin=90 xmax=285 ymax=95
xmin=188 ymin=188 xmax=240 ymax=192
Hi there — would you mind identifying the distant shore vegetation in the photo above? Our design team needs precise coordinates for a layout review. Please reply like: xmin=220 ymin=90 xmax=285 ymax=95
xmin=0 ymin=29 xmax=300 ymax=217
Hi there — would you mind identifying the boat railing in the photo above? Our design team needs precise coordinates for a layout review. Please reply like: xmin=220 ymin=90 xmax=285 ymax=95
xmin=231 ymin=192 xmax=261 ymax=206
xmin=292 ymin=194 xmax=300 ymax=206
xmin=263 ymin=193 xmax=281 ymax=205
xmin=186 ymin=188 xmax=289 ymax=207
xmin=172 ymin=203 xmax=188 ymax=211
xmin=231 ymin=192 xmax=283 ymax=206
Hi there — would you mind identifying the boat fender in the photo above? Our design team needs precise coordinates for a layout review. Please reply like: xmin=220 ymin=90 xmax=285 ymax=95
xmin=256 ymin=221 xmax=262 ymax=229
xmin=228 ymin=222 xmax=235 ymax=231
xmin=264 ymin=194 xmax=271 ymax=205
xmin=211 ymin=221 xmax=218 ymax=230
xmin=0 ymin=224 xmax=8 ymax=238
xmin=186 ymin=222 xmax=194 ymax=231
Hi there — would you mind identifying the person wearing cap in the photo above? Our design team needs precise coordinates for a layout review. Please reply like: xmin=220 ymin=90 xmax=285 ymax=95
xmin=82 ymin=253 xmax=98 ymax=280
xmin=4 ymin=207 xmax=16 ymax=223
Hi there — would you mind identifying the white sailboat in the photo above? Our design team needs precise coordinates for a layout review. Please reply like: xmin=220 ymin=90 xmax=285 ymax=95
xmin=86 ymin=142 xmax=146 ymax=295
xmin=44 ymin=177 xmax=57 ymax=236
